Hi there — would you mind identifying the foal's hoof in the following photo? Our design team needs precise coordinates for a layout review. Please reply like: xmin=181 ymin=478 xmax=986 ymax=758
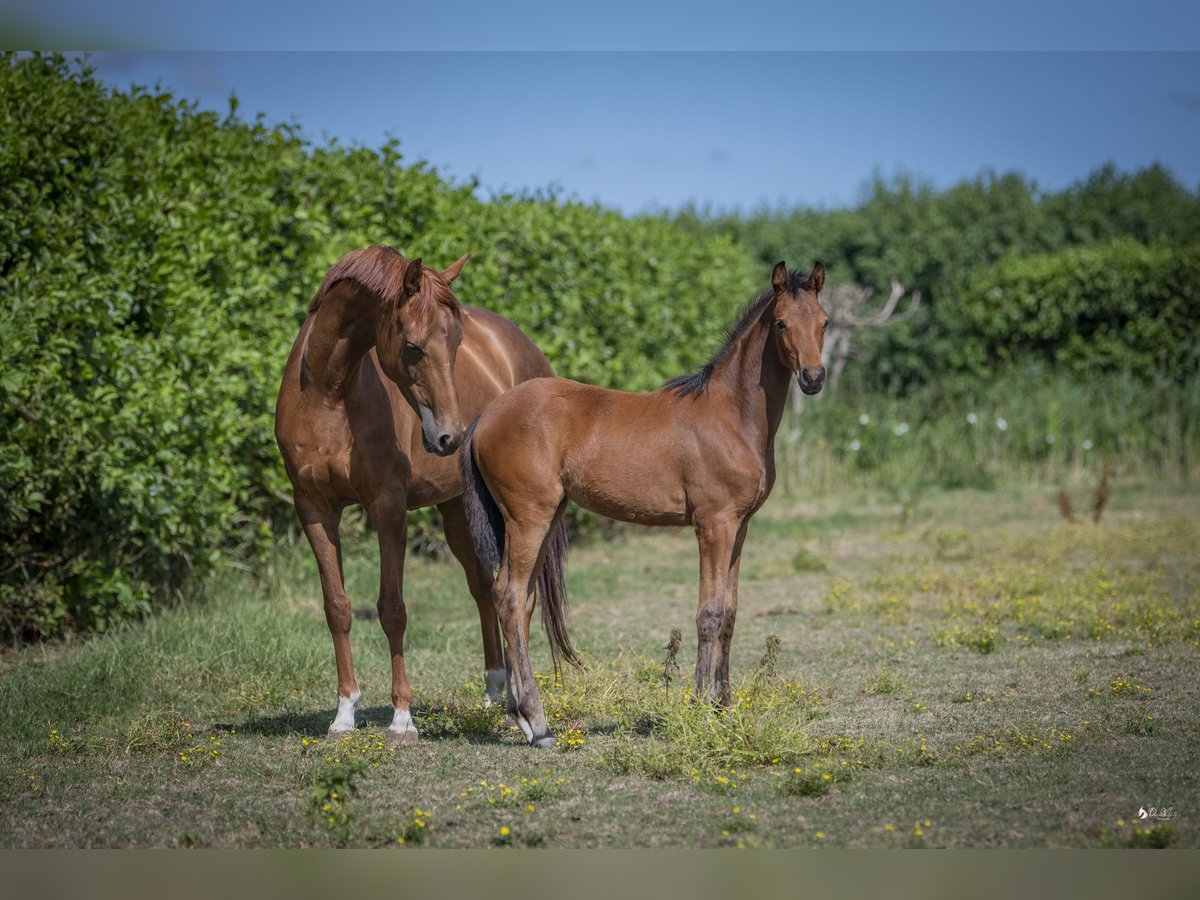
xmin=531 ymin=734 xmax=556 ymax=750
xmin=387 ymin=728 xmax=419 ymax=746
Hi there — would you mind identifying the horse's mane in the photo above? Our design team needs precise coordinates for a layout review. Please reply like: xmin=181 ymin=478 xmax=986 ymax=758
xmin=307 ymin=245 xmax=460 ymax=319
xmin=663 ymin=269 xmax=807 ymax=397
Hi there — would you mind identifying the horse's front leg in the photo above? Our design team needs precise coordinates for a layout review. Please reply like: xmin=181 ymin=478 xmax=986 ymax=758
xmin=295 ymin=493 xmax=360 ymax=735
xmin=369 ymin=491 xmax=418 ymax=744
xmin=693 ymin=515 xmax=741 ymax=706
xmin=440 ymin=498 xmax=506 ymax=707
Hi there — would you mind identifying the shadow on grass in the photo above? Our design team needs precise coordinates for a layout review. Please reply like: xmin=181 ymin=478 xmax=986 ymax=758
xmin=225 ymin=703 xmax=512 ymax=745
xmin=217 ymin=708 xmax=331 ymax=738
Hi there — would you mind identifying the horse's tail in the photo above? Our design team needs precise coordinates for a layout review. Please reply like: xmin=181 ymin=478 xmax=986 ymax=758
xmin=460 ymin=418 xmax=504 ymax=575
xmin=460 ymin=419 xmax=582 ymax=675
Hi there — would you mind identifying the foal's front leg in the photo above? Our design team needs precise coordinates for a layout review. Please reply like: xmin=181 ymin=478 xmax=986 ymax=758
xmin=693 ymin=515 xmax=741 ymax=705
xmin=714 ymin=521 xmax=750 ymax=702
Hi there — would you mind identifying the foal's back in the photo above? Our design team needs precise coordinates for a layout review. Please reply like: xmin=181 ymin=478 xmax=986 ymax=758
xmin=473 ymin=376 xmax=730 ymax=527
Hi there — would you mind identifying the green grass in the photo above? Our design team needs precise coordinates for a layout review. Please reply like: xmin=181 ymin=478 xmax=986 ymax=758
xmin=1 ymin=480 xmax=1198 ymax=848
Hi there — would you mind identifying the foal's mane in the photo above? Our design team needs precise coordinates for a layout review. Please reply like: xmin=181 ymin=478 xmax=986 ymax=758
xmin=663 ymin=269 xmax=805 ymax=397
xmin=307 ymin=245 xmax=460 ymax=319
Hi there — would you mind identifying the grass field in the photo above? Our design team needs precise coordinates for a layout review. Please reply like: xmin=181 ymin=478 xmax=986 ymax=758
xmin=2 ymin=478 xmax=1197 ymax=848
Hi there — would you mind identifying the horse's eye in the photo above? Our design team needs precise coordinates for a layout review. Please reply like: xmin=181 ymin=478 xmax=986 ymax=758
xmin=404 ymin=341 xmax=423 ymax=358
xmin=774 ymin=319 xmax=788 ymax=332
xmin=822 ymin=321 xmax=828 ymax=333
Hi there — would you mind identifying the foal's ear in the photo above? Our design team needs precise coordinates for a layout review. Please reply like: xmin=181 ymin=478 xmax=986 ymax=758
xmin=807 ymin=260 xmax=825 ymax=294
xmin=402 ymin=258 xmax=423 ymax=297
xmin=441 ymin=253 xmax=470 ymax=284
xmin=771 ymin=261 xmax=790 ymax=294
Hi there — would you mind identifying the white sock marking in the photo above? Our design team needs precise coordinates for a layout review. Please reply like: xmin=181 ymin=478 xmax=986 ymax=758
xmin=515 ymin=714 xmax=534 ymax=742
xmin=484 ymin=668 xmax=506 ymax=706
xmin=329 ymin=688 xmax=360 ymax=733
xmin=388 ymin=707 xmax=418 ymax=738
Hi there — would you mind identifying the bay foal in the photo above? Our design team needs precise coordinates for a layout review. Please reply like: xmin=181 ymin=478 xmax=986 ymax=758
xmin=462 ymin=261 xmax=828 ymax=746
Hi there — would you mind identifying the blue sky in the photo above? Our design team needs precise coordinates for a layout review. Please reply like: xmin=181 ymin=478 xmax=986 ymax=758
xmin=7 ymin=3 xmax=1200 ymax=213
xmin=6 ymin=1 xmax=1200 ymax=51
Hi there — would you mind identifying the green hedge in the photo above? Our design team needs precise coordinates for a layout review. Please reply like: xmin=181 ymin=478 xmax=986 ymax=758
xmin=679 ymin=167 xmax=1200 ymax=391
xmin=946 ymin=239 xmax=1200 ymax=381
xmin=0 ymin=53 xmax=757 ymax=640
xmin=7 ymin=52 xmax=1196 ymax=643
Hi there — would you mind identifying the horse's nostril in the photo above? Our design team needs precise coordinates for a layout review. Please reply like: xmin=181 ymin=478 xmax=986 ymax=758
xmin=437 ymin=433 xmax=453 ymax=452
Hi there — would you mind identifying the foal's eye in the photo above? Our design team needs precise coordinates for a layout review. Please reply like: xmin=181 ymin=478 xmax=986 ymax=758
xmin=774 ymin=319 xmax=788 ymax=332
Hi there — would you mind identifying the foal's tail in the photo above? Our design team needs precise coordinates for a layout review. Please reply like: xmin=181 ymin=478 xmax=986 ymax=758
xmin=460 ymin=419 xmax=581 ymax=674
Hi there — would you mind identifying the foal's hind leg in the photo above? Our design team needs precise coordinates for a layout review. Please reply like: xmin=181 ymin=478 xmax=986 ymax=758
xmin=295 ymin=493 xmax=360 ymax=735
xmin=368 ymin=491 xmax=418 ymax=744
xmin=493 ymin=504 xmax=565 ymax=748
xmin=440 ymin=498 xmax=506 ymax=706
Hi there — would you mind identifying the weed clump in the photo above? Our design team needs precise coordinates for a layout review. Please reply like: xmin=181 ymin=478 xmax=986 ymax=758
xmin=602 ymin=636 xmax=821 ymax=779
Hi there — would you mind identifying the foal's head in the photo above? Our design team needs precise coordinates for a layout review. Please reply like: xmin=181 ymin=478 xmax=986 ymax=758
xmin=770 ymin=260 xmax=828 ymax=395
xmin=376 ymin=255 xmax=470 ymax=456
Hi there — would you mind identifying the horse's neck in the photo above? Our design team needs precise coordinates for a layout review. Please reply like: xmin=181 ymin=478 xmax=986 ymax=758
xmin=301 ymin=283 xmax=380 ymax=397
xmin=708 ymin=314 xmax=792 ymax=452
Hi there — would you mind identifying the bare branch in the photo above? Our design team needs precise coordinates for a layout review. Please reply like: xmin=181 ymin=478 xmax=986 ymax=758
xmin=809 ymin=280 xmax=922 ymax=397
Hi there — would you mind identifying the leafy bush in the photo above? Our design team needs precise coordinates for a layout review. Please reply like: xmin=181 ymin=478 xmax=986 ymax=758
xmin=5 ymin=53 xmax=1196 ymax=643
xmin=0 ymin=53 xmax=757 ymax=641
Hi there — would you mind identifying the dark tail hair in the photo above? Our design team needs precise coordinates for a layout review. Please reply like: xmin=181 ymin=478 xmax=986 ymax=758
xmin=460 ymin=419 xmax=581 ymax=674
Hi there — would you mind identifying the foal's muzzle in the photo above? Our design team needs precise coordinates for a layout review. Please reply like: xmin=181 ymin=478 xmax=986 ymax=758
xmin=798 ymin=365 xmax=826 ymax=395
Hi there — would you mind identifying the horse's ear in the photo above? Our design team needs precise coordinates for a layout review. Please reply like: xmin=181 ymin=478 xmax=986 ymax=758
xmin=441 ymin=253 xmax=470 ymax=284
xmin=808 ymin=260 xmax=825 ymax=294
xmin=771 ymin=261 xmax=789 ymax=294
xmin=402 ymin=258 xmax=423 ymax=297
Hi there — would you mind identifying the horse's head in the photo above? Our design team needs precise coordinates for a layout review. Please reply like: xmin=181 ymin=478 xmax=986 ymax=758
xmin=376 ymin=254 xmax=470 ymax=456
xmin=770 ymin=260 xmax=828 ymax=395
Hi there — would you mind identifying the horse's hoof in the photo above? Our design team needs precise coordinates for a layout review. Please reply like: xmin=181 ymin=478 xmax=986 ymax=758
xmin=387 ymin=728 xmax=419 ymax=745
xmin=531 ymin=734 xmax=556 ymax=750
xmin=327 ymin=727 xmax=354 ymax=740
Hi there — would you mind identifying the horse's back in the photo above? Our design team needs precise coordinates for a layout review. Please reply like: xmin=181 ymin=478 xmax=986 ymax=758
xmin=461 ymin=305 xmax=553 ymax=379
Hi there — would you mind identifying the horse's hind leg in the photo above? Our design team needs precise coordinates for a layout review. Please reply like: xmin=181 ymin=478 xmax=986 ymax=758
xmin=368 ymin=491 xmax=418 ymax=744
xmin=439 ymin=498 xmax=506 ymax=706
xmin=295 ymin=493 xmax=360 ymax=735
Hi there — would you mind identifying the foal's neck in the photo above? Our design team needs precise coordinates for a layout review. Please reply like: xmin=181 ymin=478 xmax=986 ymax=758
xmin=709 ymin=309 xmax=792 ymax=451
xmin=301 ymin=283 xmax=380 ymax=397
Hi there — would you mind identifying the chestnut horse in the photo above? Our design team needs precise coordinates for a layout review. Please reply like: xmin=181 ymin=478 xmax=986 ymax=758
xmin=275 ymin=246 xmax=572 ymax=743
xmin=461 ymin=261 xmax=827 ymax=746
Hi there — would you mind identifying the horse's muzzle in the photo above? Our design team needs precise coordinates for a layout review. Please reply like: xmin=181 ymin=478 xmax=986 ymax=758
xmin=423 ymin=427 xmax=464 ymax=457
xmin=798 ymin=365 xmax=826 ymax=395
xmin=417 ymin=405 xmax=465 ymax=456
